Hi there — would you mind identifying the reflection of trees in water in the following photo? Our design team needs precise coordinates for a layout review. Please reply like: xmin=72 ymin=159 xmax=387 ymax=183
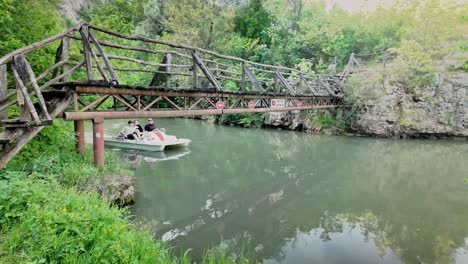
xmin=130 ymin=119 xmax=468 ymax=264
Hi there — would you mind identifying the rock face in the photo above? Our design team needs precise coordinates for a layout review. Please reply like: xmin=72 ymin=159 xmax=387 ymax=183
xmin=84 ymin=174 xmax=135 ymax=206
xmin=352 ymin=74 xmax=468 ymax=138
xmin=264 ymin=74 xmax=468 ymax=138
xmin=59 ymin=0 xmax=89 ymax=23
xmin=266 ymin=111 xmax=303 ymax=130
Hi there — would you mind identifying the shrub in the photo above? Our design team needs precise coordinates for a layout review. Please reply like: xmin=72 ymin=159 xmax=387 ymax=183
xmin=0 ymin=176 xmax=174 ymax=264
xmin=390 ymin=40 xmax=436 ymax=90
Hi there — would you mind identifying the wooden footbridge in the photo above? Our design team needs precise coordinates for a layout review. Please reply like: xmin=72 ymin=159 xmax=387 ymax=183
xmin=0 ymin=23 xmax=345 ymax=168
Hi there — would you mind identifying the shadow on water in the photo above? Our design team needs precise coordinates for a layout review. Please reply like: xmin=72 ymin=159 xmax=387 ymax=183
xmin=101 ymin=118 xmax=468 ymax=264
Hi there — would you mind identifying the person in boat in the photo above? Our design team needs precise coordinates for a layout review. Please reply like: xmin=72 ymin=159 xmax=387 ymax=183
xmin=144 ymin=118 xmax=157 ymax=132
xmin=120 ymin=120 xmax=140 ymax=141
xmin=134 ymin=120 xmax=144 ymax=135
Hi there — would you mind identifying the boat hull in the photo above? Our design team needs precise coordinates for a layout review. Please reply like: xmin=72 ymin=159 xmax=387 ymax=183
xmin=104 ymin=140 xmax=165 ymax=151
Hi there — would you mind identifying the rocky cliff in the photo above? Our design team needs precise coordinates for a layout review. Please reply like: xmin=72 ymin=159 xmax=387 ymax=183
xmin=266 ymin=73 xmax=468 ymax=138
xmin=351 ymin=74 xmax=468 ymax=138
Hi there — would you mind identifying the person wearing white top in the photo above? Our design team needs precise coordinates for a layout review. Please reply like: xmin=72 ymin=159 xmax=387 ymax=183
xmin=120 ymin=120 xmax=140 ymax=141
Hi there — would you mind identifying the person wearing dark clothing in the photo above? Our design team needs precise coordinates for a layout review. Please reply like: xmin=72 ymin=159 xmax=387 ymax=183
xmin=144 ymin=118 xmax=157 ymax=132
xmin=134 ymin=120 xmax=144 ymax=134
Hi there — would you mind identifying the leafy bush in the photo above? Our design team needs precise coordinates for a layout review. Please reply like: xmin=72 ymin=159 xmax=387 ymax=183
xmin=307 ymin=110 xmax=347 ymax=133
xmin=218 ymin=113 xmax=265 ymax=127
xmin=0 ymin=176 xmax=174 ymax=264
xmin=390 ymin=40 xmax=436 ymax=90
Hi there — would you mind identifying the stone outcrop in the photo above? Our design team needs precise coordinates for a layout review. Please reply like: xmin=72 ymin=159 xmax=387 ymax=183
xmin=352 ymin=74 xmax=468 ymax=138
xmin=266 ymin=111 xmax=303 ymax=130
xmin=83 ymin=174 xmax=135 ymax=206
xmin=264 ymin=73 xmax=468 ymax=138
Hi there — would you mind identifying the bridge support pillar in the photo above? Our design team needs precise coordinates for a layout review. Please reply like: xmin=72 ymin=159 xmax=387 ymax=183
xmin=92 ymin=118 xmax=104 ymax=168
xmin=74 ymin=120 xmax=85 ymax=155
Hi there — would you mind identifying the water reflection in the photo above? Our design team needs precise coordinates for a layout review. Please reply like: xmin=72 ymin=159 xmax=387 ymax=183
xmin=109 ymin=148 xmax=191 ymax=167
xmin=102 ymin=118 xmax=468 ymax=264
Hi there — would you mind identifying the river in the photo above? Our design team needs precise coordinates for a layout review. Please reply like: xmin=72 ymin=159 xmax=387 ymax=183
xmin=100 ymin=118 xmax=468 ymax=264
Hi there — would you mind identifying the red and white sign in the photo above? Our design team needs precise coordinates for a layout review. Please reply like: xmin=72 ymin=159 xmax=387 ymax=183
xmin=271 ymin=99 xmax=285 ymax=108
xmin=248 ymin=101 xmax=255 ymax=109
xmin=216 ymin=101 xmax=224 ymax=110
xmin=297 ymin=101 xmax=303 ymax=107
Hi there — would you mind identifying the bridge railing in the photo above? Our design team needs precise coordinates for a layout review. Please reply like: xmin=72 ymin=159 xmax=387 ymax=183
xmin=0 ymin=23 xmax=344 ymax=126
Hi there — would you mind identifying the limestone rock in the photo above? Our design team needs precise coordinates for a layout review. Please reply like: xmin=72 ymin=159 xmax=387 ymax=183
xmin=84 ymin=174 xmax=135 ymax=206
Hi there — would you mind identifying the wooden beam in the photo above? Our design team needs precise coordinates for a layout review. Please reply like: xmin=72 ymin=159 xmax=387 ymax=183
xmin=80 ymin=25 xmax=94 ymax=80
xmin=162 ymin=96 xmax=181 ymax=110
xmin=63 ymin=104 xmax=337 ymax=120
xmin=166 ymin=53 xmax=172 ymax=88
xmin=0 ymin=88 xmax=74 ymax=168
xmin=276 ymin=72 xmax=296 ymax=96
xmin=11 ymin=64 xmax=40 ymax=124
xmin=192 ymin=51 xmax=222 ymax=91
xmin=88 ymin=31 xmax=118 ymax=83
xmin=243 ymin=64 xmax=264 ymax=93
xmin=0 ymin=65 xmax=7 ymax=120
xmin=16 ymin=55 xmax=51 ymax=121
xmin=60 ymin=36 xmax=71 ymax=82
xmin=240 ymin=62 xmax=246 ymax=92
xmin=73 ymin=85 xmax=336 ymax=100
xmin=142 ymin=96 xmax=162 ymax=111
xmin=79 ymin=95 xmax=110 ymax=112
xmin=114 ymin=95 xmax=137 ymax=111
xmin=192 ymin=51 xmax=198 ymax=88
xmin=80 ymin=28 xmax=108 ymax=82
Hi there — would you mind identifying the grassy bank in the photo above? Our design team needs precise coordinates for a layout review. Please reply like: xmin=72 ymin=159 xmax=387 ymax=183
xmin=0 ymin=120 xmax=251 ymax=263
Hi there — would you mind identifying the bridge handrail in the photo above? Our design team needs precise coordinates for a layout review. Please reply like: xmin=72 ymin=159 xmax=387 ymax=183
xmin=87 ymin=24 xmax=304 ymax=75
xmin=0 ymin=23 xmax=83 ymax=65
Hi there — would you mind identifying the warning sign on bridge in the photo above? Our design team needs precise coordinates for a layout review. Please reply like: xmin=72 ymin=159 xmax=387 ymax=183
xmin=271 ymin=99 xmax=285 ymax=108
xmin=216 ymin=101 xmax=224 ymax=109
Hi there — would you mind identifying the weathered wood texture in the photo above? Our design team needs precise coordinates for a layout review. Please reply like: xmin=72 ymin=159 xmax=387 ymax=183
xmin=0 ymin=88 xmax=74 ymax=168
xmin=0 ymin=65 xmax=7 ymax=120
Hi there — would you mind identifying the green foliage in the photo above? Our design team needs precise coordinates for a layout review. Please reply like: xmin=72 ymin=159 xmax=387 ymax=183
xmin=0 ymin=176 xmax=174 ymax=264
xmin=7 ymin=120 xmax=75 ymax=170
xmin=80 ymin=0 xmax=146 ymax=34
xmin=218 ymin=113 xmax=265 ymax=127
xmin=307 ymin=110 xmax=347 ymax=133
xmin=234 ymin=0 xmax=272 ymax=44
xmin=390 ymin=40 xmax=436 ymax=89
xmin=0 ymin=0 xmax=64 ymax=74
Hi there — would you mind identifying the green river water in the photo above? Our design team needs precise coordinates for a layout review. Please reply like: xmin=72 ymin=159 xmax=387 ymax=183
xmin=101 ymin=118 xmax=468 ymax=264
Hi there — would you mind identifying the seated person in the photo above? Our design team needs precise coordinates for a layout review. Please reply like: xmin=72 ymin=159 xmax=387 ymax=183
xmin=120 ymin=120 xmax=140 ymax=141
xmin=144 ymin=118 xmax=157 ymax=132
xmin=134 ymin=120 xmax=144 ymax=135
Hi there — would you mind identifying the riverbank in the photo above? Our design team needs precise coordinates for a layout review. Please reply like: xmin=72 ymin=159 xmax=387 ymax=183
xmin=0 ymin=120 xmax=250 ymax=263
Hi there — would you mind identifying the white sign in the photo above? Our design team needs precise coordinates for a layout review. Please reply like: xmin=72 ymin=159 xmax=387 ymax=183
xmin=271 ymin=99 xmax=285 ymax=108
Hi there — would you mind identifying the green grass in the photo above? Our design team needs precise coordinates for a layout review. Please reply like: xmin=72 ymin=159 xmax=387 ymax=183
xmin=0 ymin=175 xmax=175 ymax=264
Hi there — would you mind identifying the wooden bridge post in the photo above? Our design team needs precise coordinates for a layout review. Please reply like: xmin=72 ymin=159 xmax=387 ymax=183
xmin=60 ymin=36 xmax=70 ymax=82
xmin=241 ymin=62 xmax=246 ymax=92
xmin=166 ymin=53 xmax=172 ymax=88
xmin=92 ymin=117 xmax=104 ymax=168
xmin=274 ymin=71 xmax=279 ymax=93
xmin=73 ymin=93 xmax=85 ymax=155
xmin=0 ymin=65 xmax=7 ymax=120
xmin=192 ymin=51 xmax=198 ymax=88
xmin=81 ymin=25 xmax=94 ymax=80
xmin=74 ymin=120 xmax=85 ymax=155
